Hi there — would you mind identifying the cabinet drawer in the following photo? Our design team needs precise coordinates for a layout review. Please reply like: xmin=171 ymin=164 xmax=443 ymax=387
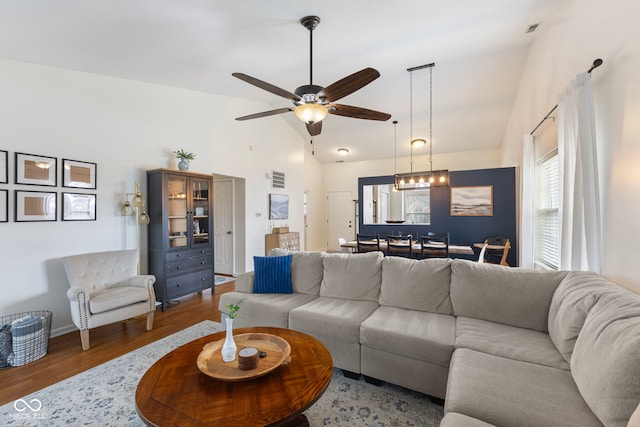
xmin=166 ymin=247 xmax=212 ymax=262
xmin=166 ymin=256 xmax=213 ymax=277
xmin=166 ymin=270 xmax=213 ymax=298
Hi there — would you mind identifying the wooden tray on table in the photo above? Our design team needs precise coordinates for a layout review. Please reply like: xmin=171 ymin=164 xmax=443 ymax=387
xmin=197 ymin=332 xmax=291 ymax=381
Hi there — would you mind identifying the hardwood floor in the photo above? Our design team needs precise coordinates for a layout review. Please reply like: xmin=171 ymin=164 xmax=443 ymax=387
xmin=0 ymin=282 xmax=234 ymax=407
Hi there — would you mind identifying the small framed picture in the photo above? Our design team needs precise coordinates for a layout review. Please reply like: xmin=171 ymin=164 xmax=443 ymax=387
xmin=62 ymin=159 xmax=97 ymax=189
xmin=0 ymin=190 xmax=7 ymax=222
xmin=0 ymin=150 xmax=7 ymax=184
xmin=15 ymin=190 xmax=57 ymax=222
xmin=62 ymin=192 xmax=96 ymax=221
xmin=15 ymin=152 xmax=57 ymax=186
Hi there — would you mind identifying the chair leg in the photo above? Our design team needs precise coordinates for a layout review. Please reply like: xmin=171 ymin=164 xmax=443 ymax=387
xmin=146 ymin=311 xmax=154 ymax=331
xmin=80 ymin=329 xmax=90 ymax=351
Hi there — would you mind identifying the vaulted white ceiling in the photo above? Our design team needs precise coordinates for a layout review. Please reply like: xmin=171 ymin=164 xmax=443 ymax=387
xmin=0 ymin=0 xmax=568 ymax=163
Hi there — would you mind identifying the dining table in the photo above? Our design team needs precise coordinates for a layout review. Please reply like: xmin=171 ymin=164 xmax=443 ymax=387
xmin=341 ymin=240 xmax=474 ymax=255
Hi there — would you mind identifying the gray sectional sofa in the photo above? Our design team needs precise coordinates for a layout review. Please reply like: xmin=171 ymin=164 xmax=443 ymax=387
xmin=218 ymin=250 xmax=640 ymax=426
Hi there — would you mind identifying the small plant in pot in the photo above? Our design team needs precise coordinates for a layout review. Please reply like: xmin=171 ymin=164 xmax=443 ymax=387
xmin=173 ymin=149 xmax=195 ymax=171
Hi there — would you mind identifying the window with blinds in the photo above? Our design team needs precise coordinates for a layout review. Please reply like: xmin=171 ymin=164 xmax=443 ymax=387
xmin=534 ymin=150 xmax=559 ymax=270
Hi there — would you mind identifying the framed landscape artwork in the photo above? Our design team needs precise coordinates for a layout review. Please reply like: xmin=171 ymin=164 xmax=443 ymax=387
xmin=15 ymin=152 xmax=56 ymax=186
xmin=62 ymin=159 xmax=97 ymax=189
xmin=450 ymin=185 xmax=493 ymax=216
xmin=269 ymin=194 xmax=289 ymax=220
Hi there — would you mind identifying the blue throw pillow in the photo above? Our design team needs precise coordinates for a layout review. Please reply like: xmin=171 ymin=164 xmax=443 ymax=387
xmin=253 ymin=255 xmax=293 ymax=294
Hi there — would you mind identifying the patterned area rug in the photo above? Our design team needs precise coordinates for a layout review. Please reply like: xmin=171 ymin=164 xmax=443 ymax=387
xmin=214 ymin=275 xmax=235 ymax=285
xmin=0 ymin=321 xmax=443 ymax=426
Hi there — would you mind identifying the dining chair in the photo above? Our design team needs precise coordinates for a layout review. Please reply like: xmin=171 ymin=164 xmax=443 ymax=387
xmin=482 ymin=236 xmax=511 ymax=266
xmin=420 ymin=232 xmax=450 ymax=258
xmin=356 ymin=234 xmax=381 ymax=253
xmin=386 ymin=234 xmax=413 ymax=258
xmin=338 ymin=237 xmax=352 ymax=253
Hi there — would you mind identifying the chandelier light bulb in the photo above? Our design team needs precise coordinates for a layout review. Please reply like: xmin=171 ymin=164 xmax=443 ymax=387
xmin=439 ymin=175 xmax=446 ymax=183
xmin=419 ymin=176 xmax=425 ymax=184
xmin=400 ymin=178 xmax=406 ymax=185
xmin=429 ymin=176 xmax=435 ymax=184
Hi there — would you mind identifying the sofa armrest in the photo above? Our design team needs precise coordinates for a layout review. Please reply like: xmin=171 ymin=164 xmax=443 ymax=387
xmin=113 ymin=275 xmax=156 ymax=289
xmin=66 ymin=286 xmax=88 ymax=302
xmin=235 ymin=272 xmax=255 ymax=293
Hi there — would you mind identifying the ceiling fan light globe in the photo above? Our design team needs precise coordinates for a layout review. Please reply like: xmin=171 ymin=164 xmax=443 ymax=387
xmin=295 ymin=103 xmax=328 ymax=124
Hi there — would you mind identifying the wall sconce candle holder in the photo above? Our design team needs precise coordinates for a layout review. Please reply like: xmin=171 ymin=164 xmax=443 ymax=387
xmin=120 ymin=182 xmax=150 ymax=259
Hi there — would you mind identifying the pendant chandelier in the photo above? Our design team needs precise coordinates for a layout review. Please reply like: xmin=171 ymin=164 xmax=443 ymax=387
xmin=395 ymin=62 xmax=449 ymax=190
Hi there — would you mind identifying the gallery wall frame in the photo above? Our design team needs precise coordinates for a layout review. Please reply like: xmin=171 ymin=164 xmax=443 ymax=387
xmin=450 ymin=185 xmax=494 ymax=217
xmin=15 ymin=152 xmax=57 ymax=186
xmin=62 ymin=192 xmax=96 ymax=221
xmin=62 ymin=159 xmax=97 ymax=189
xmin=269 ymin=193 xmax=289 ymax=220
xmin=15 ymin=190 xmax=57 ymax=222
xmin=0 ymin=150 xmax=7 ymax=184
xmin=0 ymin=190 xmax=7 ymax=222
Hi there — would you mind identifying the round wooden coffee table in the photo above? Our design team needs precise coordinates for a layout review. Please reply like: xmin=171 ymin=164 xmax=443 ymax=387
xmin=136 ymin=326 xmax=333 ymax=426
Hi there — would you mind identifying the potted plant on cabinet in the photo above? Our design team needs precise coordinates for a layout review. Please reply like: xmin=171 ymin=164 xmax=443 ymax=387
xmin=173 ymin=149 xmax=195 ymax=171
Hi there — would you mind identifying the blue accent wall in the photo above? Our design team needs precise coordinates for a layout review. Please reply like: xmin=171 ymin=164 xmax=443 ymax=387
xmin=358 ymin=167 xmax=517 ymax=266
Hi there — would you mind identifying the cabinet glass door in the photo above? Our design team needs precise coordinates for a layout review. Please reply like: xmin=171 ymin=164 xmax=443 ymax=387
xmin=192 ymin=178 xmax=209 ymax=245
xmin=167 ymin=176 xmax=188 ymax=248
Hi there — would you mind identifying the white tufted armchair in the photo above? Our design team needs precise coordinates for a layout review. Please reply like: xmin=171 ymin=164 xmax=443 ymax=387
xmin=62 ymin=249 xmax=156 ymax=350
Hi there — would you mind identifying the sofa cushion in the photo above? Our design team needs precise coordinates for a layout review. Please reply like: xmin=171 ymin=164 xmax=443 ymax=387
xmin=289 ymin=296 xmax=379 ymax=344
xmin=268 ymin=249 xmax=325 ymax=295
xmin=455 ymin=316 xmax=569 ymax=370
xmin=319 ymin=252 xmax=383 ymax=302
xmin=450 ymin=260 xmax=567 ymax=332
xmin=548 ymin=271 xmax=615 ymax=363
xmin=445 ymin=348 xmax=602 ymax=427
xmin=360 ymin=306 xmax=455 ymax=367
xmin=218 ymin=291 xmax=317 ymax=328
xmin=571 ymin=286 xmax=640 ymax=426
xmin=380 ymin=257 xmax=452 ymax=314
xmin=253 ymin=255 xmax=293 ymax=294
xmin=89 ymin=286 xmax=149 ymax=314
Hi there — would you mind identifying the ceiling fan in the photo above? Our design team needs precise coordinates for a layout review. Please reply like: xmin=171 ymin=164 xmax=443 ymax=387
xmin=233 ymin=16 xmax=391 ymax=136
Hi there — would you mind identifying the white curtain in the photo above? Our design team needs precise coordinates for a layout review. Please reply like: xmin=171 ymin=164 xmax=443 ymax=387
xmin=557 ymin=72 xmax=602 ymax=273
xmin=520 ymin=134 xmax=535 ymax=268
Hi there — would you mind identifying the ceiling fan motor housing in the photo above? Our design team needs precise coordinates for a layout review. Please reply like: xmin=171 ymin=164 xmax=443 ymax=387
xmin=294 ymin=84 xmax=324 ymax=104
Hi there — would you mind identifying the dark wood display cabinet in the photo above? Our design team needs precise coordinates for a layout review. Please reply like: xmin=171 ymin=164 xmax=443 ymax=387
xmin=147 ymin=169 xmax=214 ymax=310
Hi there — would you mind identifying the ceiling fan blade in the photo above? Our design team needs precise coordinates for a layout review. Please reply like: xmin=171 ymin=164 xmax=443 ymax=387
xmin=235 ymin=107 xmax=293 ymax=121
xmin=329 ymin=104 xmax=391 ymax=121
xmin=306 ymin=121 xmax=322 ymax=136
xmin=232 ymin=73 xmax=301 ymax=101
xmin=319 ymin=68 xmax=381 ymax=102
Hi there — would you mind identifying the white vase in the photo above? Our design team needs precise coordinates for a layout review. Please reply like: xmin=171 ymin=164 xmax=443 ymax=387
xmin=221 ymin=317 xmax=237 ymax=362
xmin=178 ymin=158 xmax=189 ymax=171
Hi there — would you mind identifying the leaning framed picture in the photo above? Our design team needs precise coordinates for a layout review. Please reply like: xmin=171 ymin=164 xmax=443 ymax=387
xmin=450 ymin=185 xmax=493 ymax=216
xmin=0 ymin=150 xmax=7 ymax=184
xmin=62 ymin=192 xmax=96 ymax=221
xmin=269 ymin=194 xmax=289 ymax=220
xmin=0 ymin=190 xmax=7 ymax=222
xmin=15 ymin=190 xmax=57 ymax=222
xmin=62 ymin=159 xmax=97 ymax=189
xmin=15 ymin=152 xmax=57 ymax=186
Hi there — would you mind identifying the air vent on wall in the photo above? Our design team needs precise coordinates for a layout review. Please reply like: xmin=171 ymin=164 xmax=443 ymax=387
xmin=271 ymin=170 xmax=285 ymax=189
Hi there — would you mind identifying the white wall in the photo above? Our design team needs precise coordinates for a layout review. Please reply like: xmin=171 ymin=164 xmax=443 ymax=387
xmin=303 ymin=150 xmax=325 ymax=251
xmin=0 ymin=59 xmax=310 ymax=334
xmin=500 ymin=0 xmax=640 ymax=292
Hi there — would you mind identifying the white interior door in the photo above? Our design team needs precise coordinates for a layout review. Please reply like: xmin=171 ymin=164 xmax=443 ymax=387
xmin=214 ymin=180 xmax=234 ymax=275
xmin=327 ymin=191 xmax=354 ymax=251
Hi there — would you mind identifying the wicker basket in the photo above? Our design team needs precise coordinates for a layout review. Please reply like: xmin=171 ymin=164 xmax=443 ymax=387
xmin=0 ymin=310 xmax=52 ymax=368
